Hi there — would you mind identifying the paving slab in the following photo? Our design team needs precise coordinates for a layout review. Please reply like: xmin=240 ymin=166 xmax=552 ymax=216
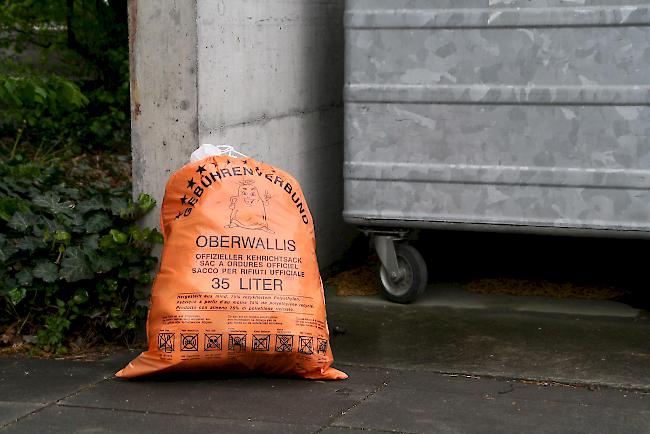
xmin=332 ymin=370 xmax=650 ymax=434
xmin=383 ymin=370 xmax=650 ymax=411
xmin=383 ymin=286 xmax=642 ymax=318
xmin=60 ymin=366 xmax=388 ymax=426
xmin=1 ymin=355 xmax=648 ymax=434
xmin=0 ymin=402 xmax=43 ymax=427
xmin=0 ymin=354 xmax=131 ymax=404
xmin=1 ymin=405 xmax=319 ymax=434
xmin=327 ymin=288 xmax=650 ymax=390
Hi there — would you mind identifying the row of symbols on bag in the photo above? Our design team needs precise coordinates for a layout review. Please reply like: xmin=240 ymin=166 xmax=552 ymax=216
xmin=157 ymin=332 xmax=327 ymax=355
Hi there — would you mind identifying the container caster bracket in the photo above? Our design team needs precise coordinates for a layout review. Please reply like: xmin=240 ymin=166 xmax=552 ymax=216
xmin=372 ymin=233 xmax=406 ymax=282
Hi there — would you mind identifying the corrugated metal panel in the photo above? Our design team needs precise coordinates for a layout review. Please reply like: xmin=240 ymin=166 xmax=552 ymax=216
xmin=343 ymin=1 xmax=650 ymax=234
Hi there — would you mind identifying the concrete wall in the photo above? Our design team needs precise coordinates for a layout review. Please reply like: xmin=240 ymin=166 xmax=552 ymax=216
xmin=129 ymin=0 xmax=354 ymax=267
xmin=128 ymin=1 xmax=199 ymax=220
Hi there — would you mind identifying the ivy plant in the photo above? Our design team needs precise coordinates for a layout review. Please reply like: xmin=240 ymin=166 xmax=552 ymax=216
xmin=0 ymin=156 xmax=161 ymax=354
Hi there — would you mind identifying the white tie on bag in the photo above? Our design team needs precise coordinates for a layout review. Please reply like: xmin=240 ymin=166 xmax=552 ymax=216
xmin=190 ymin=144 xmax=248 ymax=162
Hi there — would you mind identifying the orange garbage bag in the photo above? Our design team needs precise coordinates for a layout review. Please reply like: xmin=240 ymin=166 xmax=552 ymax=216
xmin=117 ymin=154 xmax=347 ymax=380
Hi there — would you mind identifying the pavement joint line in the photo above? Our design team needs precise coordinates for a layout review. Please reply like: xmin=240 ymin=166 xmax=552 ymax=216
xmin=0 ymin=412 xmax=37 ymax=431
xmin=55 ymin=401 xmax=330 ymax=429
xmin=333 ymin=362 xmax=650 ymax=394
xmin=314 ymin=373 xmax=392 ymax=434
xmin=0 ymin=374 xmax=115 ymax=430
xmin=317 ymin=425 xmax=415 ymax=434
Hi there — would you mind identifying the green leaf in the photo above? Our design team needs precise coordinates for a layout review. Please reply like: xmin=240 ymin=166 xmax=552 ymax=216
xmin=0 ymin=235 xmax=19 ymax=262
xmin=98 ymin=234 xmax=114 ymax=249
xmin=127 ymin=225 xmax=143 ymax=240
xmin=85 ymin=213 xmax=113 ymax=233
xmin=137 ymin=193 xmax=157 ymax=213
xmin=110 ymin=307 xmax=122 ymax=317
xmin=17 ymin=236 xmax=44 ymax=252
xmin=35 ymin=217 xmax=60 ymax=238
xmin=60 ymin=212 xmax=85 ymax=231
xmin=119 ymin=206 xmax=135 ymax=220
xmin=33 ymin=191 xmax=60 ymax=206
xmin=110 ymin=197 xmax=128 ymax=217
xmin=16 ymin=269 xmax=33 ymax=286
xmin=33 ymin=261 xmax=59 ymax=283
xmin=33 ymin=192 xmax=70 ymax=215
xmin=57 ymin=187 xmax=81 ymax=201
xmin=70 ymin=290 xmax=89 ymax=305
xmin=54 ymin=230 xmax=71 ymax=244
xmin=83 ymin=234 xmax=100 ymax=250
xmin=77 ymin=198 xmax=107 ymax=214
xmin=60 ymin=80 xmax=88 ymax=107
xmin=33 ymin=85 xmax=47 ymax=102
xmin=148 ymin=229 xmax=164 ymax=244
xmin=105 ymin=279 xmax=118 ymax=292
xmin=137 ymin=272 xmax=153 ymax=284
xmin=0 ymin=278 xmax=18 ymax=296
xmin=8 ymin=211 xmax=33 ymax=232
xmin=59 ymin=247 xmax=93 ymax=282
xmin=0 ymin=197 xmax=30 ymax=222
xmin=109 ymin=229 xmax=128 ymax=244
xmin=2 ymin=79 xmax=21 ymax=106
xmin=8 ymin=287 xmax=27 ymax=305
xmin=89 ymin=252 xmax=121 ymax=273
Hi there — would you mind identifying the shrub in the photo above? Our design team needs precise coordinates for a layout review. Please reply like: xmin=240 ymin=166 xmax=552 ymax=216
xmin=0 ymin=74 xmax=90 ymax=158
xmin=0 ymin=155 xmax=161 ymax=355
xmin=0 ymin=0 xmax=131 ymax=153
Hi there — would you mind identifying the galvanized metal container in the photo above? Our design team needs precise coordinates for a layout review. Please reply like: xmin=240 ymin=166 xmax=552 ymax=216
xmin=343 ymin=0 xmax=650 ymax=301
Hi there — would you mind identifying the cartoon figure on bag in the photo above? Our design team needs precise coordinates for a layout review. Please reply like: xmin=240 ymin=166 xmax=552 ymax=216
xmin=225 ymin=179 xmax=273 ymax=233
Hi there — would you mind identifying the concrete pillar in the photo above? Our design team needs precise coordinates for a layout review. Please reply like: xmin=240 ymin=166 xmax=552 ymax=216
xmin=128 ymin=1 xmax=199 ymax=222
xmin=129 ymin=0 xmax=354 ymax=267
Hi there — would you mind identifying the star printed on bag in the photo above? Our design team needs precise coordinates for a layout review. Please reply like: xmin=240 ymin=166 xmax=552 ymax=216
xmin=180 ymin=195 xmax=188 ymax=205
xmin=196 ymin=165 xmax=206 ymax=174
xmin=242 ymin=160 xmax=247 ymax=165
xmin=187 ymin=178 xmax=196 ymax=188
xmin=175 ymin=211 xmax=182 ymax=220
xmin=226 ymin=159 xmax=232 ymax=165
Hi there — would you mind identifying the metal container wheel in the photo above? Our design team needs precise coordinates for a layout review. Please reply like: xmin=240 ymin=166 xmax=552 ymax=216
xmin=378 ymin=243 xmax=427 ymax=303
